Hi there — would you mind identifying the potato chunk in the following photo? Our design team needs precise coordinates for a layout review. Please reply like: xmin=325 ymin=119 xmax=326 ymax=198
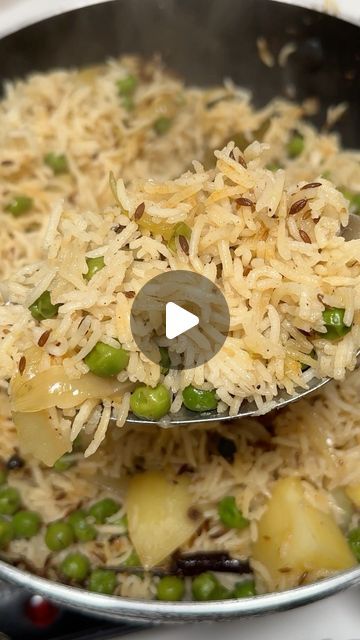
xmin=345 ymin=484 xmax=360 ymax=509
xmin=126 ymin=471 xmax=202 ymax=569
xmin=13 ymin=409 xmax=71 ymax=467
xmin=252 ymin=477 xmax=356 ymax=589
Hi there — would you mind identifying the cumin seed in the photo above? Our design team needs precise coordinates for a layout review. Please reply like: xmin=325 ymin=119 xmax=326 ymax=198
xmin=38 ymin=329 xmax=51 ymax=347
xmin=299 ymin=229 xmax=312 ymax=243
xmin=18 ymin=356 xmax=26 ymax=375
xmin=236 ymin=197 xmax=254 ymax=207
xmin=112 ymin=224 xmax=125 ymax=234
xmin=300 ymin=182 xmax=322 ymax=190
xmin=134 ymin=202 xmax=145 ymax=221
xmin=289 ymin=198 xmax=307 ymax=215
xmin=179 ymin=235 xmax=189 ymax=255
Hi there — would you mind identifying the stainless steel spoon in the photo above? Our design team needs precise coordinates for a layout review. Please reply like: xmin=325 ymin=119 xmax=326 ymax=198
xmin=126 ymin=213 xmax=360 ymax=426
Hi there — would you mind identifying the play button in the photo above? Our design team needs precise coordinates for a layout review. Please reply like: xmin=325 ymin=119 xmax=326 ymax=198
xmin=130 ymin=271 xmax=230 ymax=370
xmin=166 ymin=302 xmax=199 ymax=340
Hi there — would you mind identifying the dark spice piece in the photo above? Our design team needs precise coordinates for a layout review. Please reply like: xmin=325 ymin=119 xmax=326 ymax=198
xmin=7 ymin=453 xmax=25 ymax=470
xmin=217 ymin=436 xmax=237 ymax=463
xmin=299 ymin=229 xmax=312 ymax=244
xmin=18 ymin=356 xmax=26 ymax=376
xmin=179 ymin=235 xmax=189 ymax=255
xmin=187 ymin=506 xmax=202 ymax=522
xmin=112 ymin=224 xmax=125 ymax=234
xmin=289 ymin=198 xmax=307 ymax=215
xmin=124 ymin=291 xmax=135 ymax=299
xmin=134 ymin=202 xmax=145 ymax=221
xmin=298 ymin=571 xmax=309 ymax=586
xmin=236 ymin=197 xmax=254 ymax=208
xmin=317 ymin=294 xmax=324 ymax=303
xmin=177 ymin=463 xmax=195 ymax=475
xmin=38 ymin=329 xmax=51 ymax=347
xmin=172 ymin=551 xmax=251 ymax=576
xmin=237 ymin=155 xmax=247 ymax=168
xmin=300 ymin=182 xmax=322 ymax=190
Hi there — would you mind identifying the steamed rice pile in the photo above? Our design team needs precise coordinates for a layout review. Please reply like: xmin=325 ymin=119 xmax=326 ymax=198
xmin=1 ymin=56 xmax=360 ymax=598
xmin=1 ymin=140 xmax=360 ymax=453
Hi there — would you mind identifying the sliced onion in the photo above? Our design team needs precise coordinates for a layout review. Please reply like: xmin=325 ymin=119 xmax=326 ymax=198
xmin=12 ymin=409 xmax=71 ymax=467
xmin=11 ymin=367 xmax=134 ymax=413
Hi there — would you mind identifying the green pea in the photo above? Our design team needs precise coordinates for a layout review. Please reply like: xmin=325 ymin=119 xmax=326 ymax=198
xmin=157 ymin=576 xmax=185 ymax=601
xmin=210 ymin=584 xmax=232 ymax=600
xmin=117 ymin=75 xmax=137 ymax=112
xmin=67 ymin=509 xmax=87 ymax=528
xmin=267 ymin=161 xmax=282 ymax=172
xmin=340 ymin=188 xmax=360 ymax=215
xmin=29 ymin=290 xmax=60 ymax=321
xmin=84 ymin=341 xmax=129 ymax=377
xmin=115 ymin=513 xmax=128 ymax=529
xmin=0 ymin=467 xmax=7 ymax=486
xmin=45 ymin=522 xmax=74 ymax=551
xmin=53 ymin=455 xmax=74 ymax=472
xmin=231 ymin=132 xmax=248 ymax=151
xmin=122 ymin=549 xmax=141 ymax=568
xmin=89 ymin=569 xmax=117 ymax=595
xmin=44 ymin=153 xmax=69 ymax=175
xmin=168 ymin=222 xmax=192 ymax=253
xmin=218 ymin=496 xmax=249 ymax=529
xmin=232 ymin=579 xmax=256 ymax=598
xmin=321 ymin=170 xmax=331 ymax=180
xmin=68 ymin=510 xmax=96 ymax=542
xmin=348 ymin=193 xmax=360 ymax=214
xmin=253 ymin=118 xmax=271 ymax=142
xmin=287 ymin=134 xmax=305 ymax=159
xmin=122 ymin=95 xmax=135 ymax=111
xmin=130 ymin=384 xmax=171 ymax=420
xmin=0 ymin=486 xmax=21 ymax=515
xmin=117 ymin=74 xmax=137 ymax=96
xmin=72 ymin=433 xmax=84 ymax=452
xmin=348 ymin=527 xmax=360 ymax=561
xmin=60 ymin=552 xmax=90 ymax=582
xmin=89 ymin=498 xmax=120 ymax=524
xmin=84 ymin=256 xmax=105 ymax=281
xmin=12 ymin=510 xmax=41 ymax=539
xmin=182 ymin=385 xmax=218 ymax=412
xmin=153 ymin=116 xmax=172 ymax=136
xmin=159 ymin=347 xmax=171 ymax=374
xmin=301 ymin=349 xmax=316 ymax=372
xmin=5 ymin=195 xmax=33 ymax=217
xmin=321 ymin=307 xmax=351 ymax=340
xmin=0 ymin=517 xmax=14 ymax=549
xmin=192 ymin=572 xmax=219 ymax=601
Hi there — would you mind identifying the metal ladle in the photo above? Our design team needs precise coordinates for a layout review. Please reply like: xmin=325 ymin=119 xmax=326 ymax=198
xmin=126 ymin=213 xmax=360 ymax=426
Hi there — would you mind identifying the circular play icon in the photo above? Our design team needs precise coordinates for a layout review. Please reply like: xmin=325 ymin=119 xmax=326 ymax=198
xmin=130 ymin=271 xmax=230 ymax=370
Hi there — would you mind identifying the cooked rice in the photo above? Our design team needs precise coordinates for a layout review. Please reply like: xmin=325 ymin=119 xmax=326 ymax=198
xmin=1 ymin=56 xmax=360 ymax=599
xmin=1 ymin=138 xmax=360 ymax=448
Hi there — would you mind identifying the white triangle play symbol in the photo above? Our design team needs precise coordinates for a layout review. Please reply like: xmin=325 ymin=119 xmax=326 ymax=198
xmin=165 ymin=302 xmax=199 ymax=340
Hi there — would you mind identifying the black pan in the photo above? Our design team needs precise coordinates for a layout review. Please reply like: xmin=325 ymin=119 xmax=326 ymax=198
xmin=0 ymin=0 xmax=360 ymax=623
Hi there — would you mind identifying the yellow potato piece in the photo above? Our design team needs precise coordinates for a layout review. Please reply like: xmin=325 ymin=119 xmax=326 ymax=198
xmin=126 ymin=471 xmax=201 ymax=569
xmin=345 ymin=484 xmax=360 ymax=509
xmin=13 ymin=409 xmax=71 ymax=467
xmin=252 ymin=477 xmax=356 ymax=589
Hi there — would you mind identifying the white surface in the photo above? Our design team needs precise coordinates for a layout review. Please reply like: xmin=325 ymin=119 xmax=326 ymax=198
xmin=0 ymin=0 xmax=360 ymax=638
xmin=166 ymin=303 xmax=199 ymax=340
xmin=136 ymin=588 xmax=360 ymax=640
